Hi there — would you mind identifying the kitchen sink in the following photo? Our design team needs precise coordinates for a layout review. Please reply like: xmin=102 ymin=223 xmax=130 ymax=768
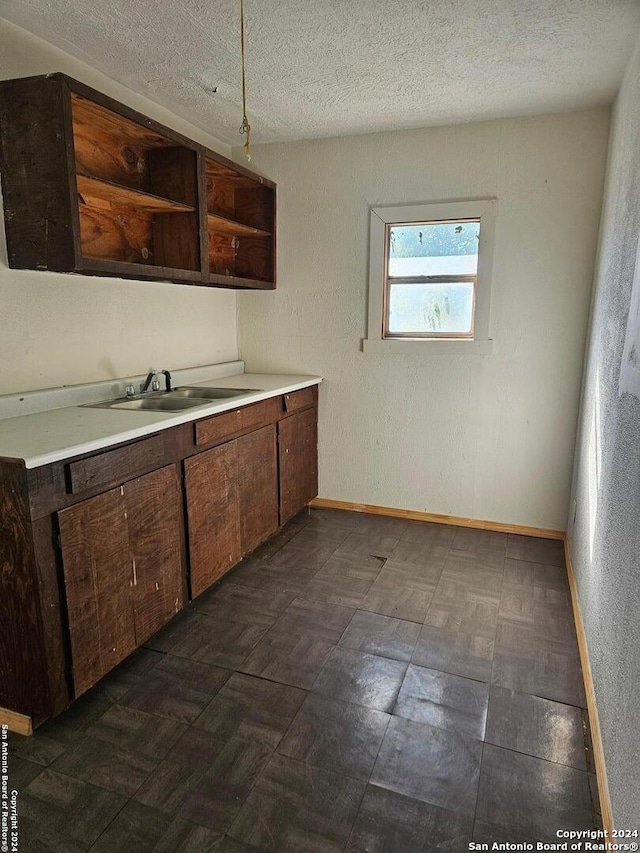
xmin=81 ymin=386 xmax=259 ymax=412
xmin=172 ymin=386 xmax=259 ymax=399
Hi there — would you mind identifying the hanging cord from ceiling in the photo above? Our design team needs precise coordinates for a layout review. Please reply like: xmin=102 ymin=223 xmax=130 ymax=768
xmin=239 ymin=0 xmax=251 ymax=161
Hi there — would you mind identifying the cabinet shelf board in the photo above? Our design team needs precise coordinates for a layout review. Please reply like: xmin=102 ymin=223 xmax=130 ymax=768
xmin=207 ymin=212 xmax=271 ymax=238
xmin=76 ymin=174 xmax=195 ymax=214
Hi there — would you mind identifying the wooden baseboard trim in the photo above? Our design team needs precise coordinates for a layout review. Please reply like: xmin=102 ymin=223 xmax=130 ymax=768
xmin=564 ymin=538 xmax=614 ymax=834
xmin=0 ymin=707 xmax=33 ymax=736
xmin=310 ymin=498 xmax=565 ymax=540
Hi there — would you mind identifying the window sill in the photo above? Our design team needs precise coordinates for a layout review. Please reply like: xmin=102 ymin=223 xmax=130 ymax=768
xmin=362 ymin=338 xmax=493 ymax=355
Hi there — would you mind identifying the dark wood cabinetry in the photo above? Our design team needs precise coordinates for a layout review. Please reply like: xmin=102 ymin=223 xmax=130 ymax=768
xmin=185 ymin=442 xmax=241 ymax=598
xmin=279 ymin=407 xmax=319 ymax=524
xmin=58 ymin=465 xmax=185 ymax=696
xmin=0 ymin=385 xmax=318 ymax=729
xmin=237 ymin=424 xmax=279 ymax=554
xmin=0 ymin=73 xmax=276 ymax=289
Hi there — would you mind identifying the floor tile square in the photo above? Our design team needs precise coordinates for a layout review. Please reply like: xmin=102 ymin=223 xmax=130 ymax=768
xmin=239 ymin=634 xmax=335 ymax=690
xmin=194 ymin=581 xmax=295 ymax=627
xmin=485 ymin=686 xmax=587 ymax=769
xmin=412 ymin=624 xmax=494 ymax=682
xmin=313 ymin=647 xmax=407 ymax=712
xmin=389 ymin=539 xmax=450 ymax=565
xmin=20 ymin=769 xmax=126 ymax=846
xmin=269 ymin=597 xmax=356 ymax=644
xmin=336 ymin=531 xmax=400 ymax=559
xmin=345 ymin=784 xmax=473 ymax=852
xmin=135 ymin=728 xmax=271 ymax=832
xmin=146 ymin=613 xmax=268 ymax=669
xmin=85 ymin=703 xmax=188 ymax=759
xmin=315 ymin=551 xmax=386 ymax=582
xmin=393 ymin=664 xmax=489 ymax=739
xmin=401 ymin=520 xmax=458 ymax=544
xmin=278 ymin=692 xmax=390 ymax=781
xmin=374 ymin=559 xmax=443 ymax=592
xmin=338 ymin=611 xmax=421 ymax=662
xmin=425 ymin=581 xmax=500 ymax=638
xmin=50 ymin=734 xmax=156 ymax=797
xmin=492 ymin=644 xmax=586 ymax=708
xmin=452 ymin=527 xmax=507 ymax=554
xmin=371 ymin=716 xmax=482 ymax=817
xmin=506 ymin=535 xmax=565 ymax=567
xmin=193 ymin=672 xmax=306 ymax=748
xmin=228 ymin=753 xmax=366 ymax=852
xmin=476 ymin=743 xmax=593 ymax=839
xmin=300 ymin=573 xmax=373 ymax=608
xmin=121 ymin=654 xmax=232 ymax=723
xmin=360 ymin=581 xmax=434 ymax=623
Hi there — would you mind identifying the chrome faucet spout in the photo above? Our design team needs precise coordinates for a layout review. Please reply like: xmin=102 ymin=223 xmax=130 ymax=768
xmin=141 ymin=369 xmax=157 ymax=393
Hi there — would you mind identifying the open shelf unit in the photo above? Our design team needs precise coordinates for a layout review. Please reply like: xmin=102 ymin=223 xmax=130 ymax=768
xmin=0 ymin=73 xmax=276 ymax=289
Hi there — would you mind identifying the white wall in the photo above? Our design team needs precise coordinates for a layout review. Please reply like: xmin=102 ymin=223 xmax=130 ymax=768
xmin=236 ymin=110 xmax=610 ymax=530
xmin=568 ymin=36 xmax=640 ymax=827
xmin=0 ymin=19 xmax=238 ymax=394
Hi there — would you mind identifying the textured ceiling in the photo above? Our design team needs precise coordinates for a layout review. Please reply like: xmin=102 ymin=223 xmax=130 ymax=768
xmin=1 ymin=0 xmax=639 ymax=144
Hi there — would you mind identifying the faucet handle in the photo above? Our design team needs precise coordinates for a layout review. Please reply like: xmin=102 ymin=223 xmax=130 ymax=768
xmin=125 ymin=385 xmax=136 ymax=397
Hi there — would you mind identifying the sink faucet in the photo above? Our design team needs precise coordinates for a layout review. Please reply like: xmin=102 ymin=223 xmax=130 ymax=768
xmin=140 ymin=369 xmax=159 ymax=394
xmin=161 ymin=369 xmax=172 ymax=391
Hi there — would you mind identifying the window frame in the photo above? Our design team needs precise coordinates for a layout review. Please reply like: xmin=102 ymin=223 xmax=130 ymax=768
xmin=364 ymin=199 xmax=496 ymax=355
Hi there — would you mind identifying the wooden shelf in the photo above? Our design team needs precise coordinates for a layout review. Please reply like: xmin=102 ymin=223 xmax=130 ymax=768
xmin=76 ymin=174 xmax=195 ymax=214
xmin=0 ymin=74 xmax=276 ymax=288
xmin=207 ymin=212 xmax=271 ymax=238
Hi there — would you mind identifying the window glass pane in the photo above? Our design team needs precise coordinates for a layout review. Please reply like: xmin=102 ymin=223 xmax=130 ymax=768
xmin=388 ymin=220 xmax=479 ymax=278
xmin=387 ymin=282 xmax=474 ymax=335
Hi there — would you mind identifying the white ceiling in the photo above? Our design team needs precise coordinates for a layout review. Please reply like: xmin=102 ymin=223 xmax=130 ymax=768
xmin=1 ymin=0 xmax=639 ymax=145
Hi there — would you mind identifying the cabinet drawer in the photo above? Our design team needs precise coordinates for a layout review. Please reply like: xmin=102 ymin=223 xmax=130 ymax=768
xmin=283 ymin=387 xmax=316 ymax=413
xmin=195 ymin=396 xmax=282 ymax=447
xmin=66 ymin=434 xmax=166 ymax=495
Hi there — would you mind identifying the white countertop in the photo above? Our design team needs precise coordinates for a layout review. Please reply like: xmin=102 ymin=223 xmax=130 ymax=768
xmin=0 ymin=371 xmax=322 ymax=469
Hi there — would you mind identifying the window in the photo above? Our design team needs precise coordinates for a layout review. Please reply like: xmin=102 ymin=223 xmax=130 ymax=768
xmin=364 ymin=199 xmax=496 ymax=354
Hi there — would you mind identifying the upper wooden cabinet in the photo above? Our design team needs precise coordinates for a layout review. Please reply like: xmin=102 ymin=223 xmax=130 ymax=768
xmin=0 ymin=73 xmax=276 ymax=289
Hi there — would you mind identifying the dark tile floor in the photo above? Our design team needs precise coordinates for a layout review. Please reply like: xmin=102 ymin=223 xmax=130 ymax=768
xmin=9 ymin=508 xmax=602 ymax=852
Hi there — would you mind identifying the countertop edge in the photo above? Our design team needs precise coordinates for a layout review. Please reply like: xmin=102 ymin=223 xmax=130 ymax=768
xmin=1 ymin=375 xmax=322 ymax=469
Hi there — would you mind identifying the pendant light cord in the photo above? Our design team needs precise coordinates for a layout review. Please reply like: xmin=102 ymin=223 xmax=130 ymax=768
xmin=239 ymin=0 xmax=251 ymax=161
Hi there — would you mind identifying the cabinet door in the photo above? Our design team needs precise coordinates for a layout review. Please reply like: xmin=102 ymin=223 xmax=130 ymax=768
xmin=58 ymin=487 xmax=136 ymax=697
xmin=237 ymin=424 xmax=279 ymax=555
xmin=125 ymin=466 xmax=186 ymax=645
xmin=184 ymin=441 xmax=241 ymax=598
xmin=278 ymin=407 xmax=318 ymax=525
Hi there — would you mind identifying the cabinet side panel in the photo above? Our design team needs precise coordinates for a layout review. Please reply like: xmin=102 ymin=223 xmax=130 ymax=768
xmin=237 ymin=425 xmax=279 ymax=555
xmin=0 ymin=461 xmax=50 ymax=717
xmin=185 ymin=442 xmax=241 ymax=598
xmin=125 ymin=465 xmax=186 ymax=645
xmin=58 ymin=488 xmax=136 ymax=697
xmin=279 ymin=407 xmax=319 ymax=524
xmin=0 ymin=75 xmax=76 ymax=271
xmin=32 ymin=516 xmax=72 ymax=717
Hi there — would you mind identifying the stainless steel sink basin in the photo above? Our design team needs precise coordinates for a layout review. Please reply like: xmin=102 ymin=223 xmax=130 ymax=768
xmin=172 ymin=386 xmax=259 ymax=399
xmin=108 ymin=396 xmax=210 ymax=412
xmin=81 ymin=386 xmax=259 ymax=412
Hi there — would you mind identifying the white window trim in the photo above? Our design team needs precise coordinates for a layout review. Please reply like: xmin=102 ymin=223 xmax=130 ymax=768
xmin=363 ymin=199 xmax=497 ymax=355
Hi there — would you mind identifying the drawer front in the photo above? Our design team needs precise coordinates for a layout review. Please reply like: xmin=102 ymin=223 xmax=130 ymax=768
xmin=66 ymin=434 xmax=166 ymax=495
xmin=283 ymin=386 xmax=316 ymax=413
xmin=195 ymin=396 xmax=283 ymax=446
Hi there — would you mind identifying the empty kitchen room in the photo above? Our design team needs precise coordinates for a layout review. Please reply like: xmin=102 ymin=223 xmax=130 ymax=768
xmin=0 ymin=1 xmax=639 ymax=850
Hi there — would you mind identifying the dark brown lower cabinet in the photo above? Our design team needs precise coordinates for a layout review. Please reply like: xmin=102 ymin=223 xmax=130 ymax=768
xmin=184 ymin=441 xmax=242 ymax=598
xmin=58 ymin=465 xmax=184 ymax=697
xmin=0 ymin=388 xmax=319 ymax=728
xmin=279 ymin=407 xmax=319 ymax=524
xmin=237 ymin=424 xmax=279 ymax=555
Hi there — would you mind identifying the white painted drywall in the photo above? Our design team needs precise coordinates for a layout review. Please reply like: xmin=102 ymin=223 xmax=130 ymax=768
xmin=236 ymin=110 xmax=610 ymax=530
xmin=568 ymin=35 xmax=640 ymax=827
xmin=0 ymin=19 xmax=238 ymax=394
